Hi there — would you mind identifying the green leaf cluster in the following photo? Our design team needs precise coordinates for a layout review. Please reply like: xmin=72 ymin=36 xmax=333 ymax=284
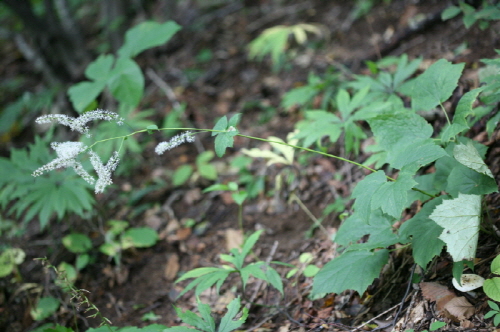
xmin=164 ymin=298 xmax=248 ymax=332
xmin=0 ymin=135 xmax=95 ymax=228
xmin=175 ymin=230 xmax=283 ymax=298
xmin=309 ymin=57 xmax=498 ymax=297
xmin=442 ymin=1 xmax=500 ymax=29
xmin=68 ymin=21 xmax=180 ymax=112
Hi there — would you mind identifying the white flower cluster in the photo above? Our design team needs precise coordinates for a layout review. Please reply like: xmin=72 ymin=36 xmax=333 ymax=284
xmin=35 ymin=109 xmax=124 ymax=137
xmin=33 ymin=110 xmax=123 ymax=194
xmin=155 ymin=131 xmax=195 ymax=155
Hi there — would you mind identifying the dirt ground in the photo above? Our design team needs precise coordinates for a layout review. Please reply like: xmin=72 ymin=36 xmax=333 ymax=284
xmin=3 ymin=1 xmax=500 ymax=331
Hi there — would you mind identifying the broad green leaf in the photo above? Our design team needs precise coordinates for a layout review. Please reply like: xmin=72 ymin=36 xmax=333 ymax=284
xmin=441 ymin=6 xmax=461 ymax=20
xmin=399 ymin=59 xmax=465 ymax=111
xmin=334 ymin=209 xmax=398 ymax=250
xmin=484 ymin=278 xmax=500 ymax=302
xmin=351 ymin=171 xmax=386 ymax=222
xmin=371 ymin=172 xmax=417 ymax=218
xmin=492 ymin=255 xmax=500 ymax=275
xmin=108 ymin=57 xmax=144 ymax=107
xmin=68 ymin=81 xmax=106 ymax=113
xmin=369 ymin=113 xmax=446 ymax=171
xmin=312 ymin=249 xmax=389 ymax=295
xmin=122 ymin=227 xmax=158 ymax=248
xmin=399 ymin=197 xmax=445 ymax=268
xmin=85 ymin=54 xmax=114 ymax=81
xmin=30 ymin=297 xmax=60 ymax=320
xmin=218 ymin=298 xmax=248 ymax=332
xmin=118 ymin=21 xmax=181 ymax=58
xmin=429 ymin=193 xmax=481 ymax=262
xmin=62 ymin=233 xmax=92 ymax=254
xmin=454 ymin=142 xmax=494 ymax=178
xmin=212 ymin=116 xmax=228 ymax=135
xmin=228 ymin=113 xmax=242 ymax=127
xmin=446 ymin=163 xmax=498 ymax=196
xmin=173 ymin=165 xmax=194 ymax=186
xmin=214 ymin=131 xmax=238 ymax=157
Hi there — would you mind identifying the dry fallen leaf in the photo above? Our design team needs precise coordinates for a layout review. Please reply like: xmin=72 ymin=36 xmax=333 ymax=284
xmin=164 ymin=253 xmax=180 ymax=281
xmin=420 ymin=282 xmax=454 ymax=303
xmin=443 ymin=296 xmax=475 ymax=321
xmin=225 ymin=228 xmax=243 ymax=251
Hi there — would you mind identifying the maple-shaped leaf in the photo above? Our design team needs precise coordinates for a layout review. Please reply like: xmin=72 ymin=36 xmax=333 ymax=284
xmin=429 ymin=193 xmax=481 ymax=262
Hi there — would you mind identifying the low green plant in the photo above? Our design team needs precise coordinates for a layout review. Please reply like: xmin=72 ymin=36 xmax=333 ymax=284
xmin=485 ymin=300 xmax=500 ymax=326
xmin=0 ymin=134 xmax=95 ymax=228
xmin=175 ymin=230 xmax=283 ymax=298
xmin=286 ymin=252 xmax=320 ymax=280
xmin=164 ymin=298 xmax=248 ymax=332
xmin=172 ymin=150 xmax=219 ymax=187
xmin=483 ymin=255 xmax=500 ymax=301
xmin=442 ymin=0 xmax=500 ymax=30
xmin=248 ymin=23 xmax=325 ymax=70
xmin=405 ymin=320 xmax=446 ymax=332
xmin=0 ymin=247 xmax=25 ymax=279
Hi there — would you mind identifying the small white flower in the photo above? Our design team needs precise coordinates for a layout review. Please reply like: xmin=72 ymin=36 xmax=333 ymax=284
xmin=155 ymin=131 xmax=195 ymax=155
xmin=32 ymin=141 xmax=95 ymax=185
xmin=89 ymin=150 xmax=120 ymax=194
xmin=35 ymin=109 xmax=124 ymax=137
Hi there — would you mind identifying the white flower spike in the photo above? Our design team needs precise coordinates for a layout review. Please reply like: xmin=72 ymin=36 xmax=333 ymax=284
xmin=32 ymin=141 xmax=95 ymax=185
xmin=35 ymin=109 xmax=124 ymax=137
xmin=155 ymin=131 xmax=195 ymax=155
xmin=89 ymin=150 xmax=120 ymax=194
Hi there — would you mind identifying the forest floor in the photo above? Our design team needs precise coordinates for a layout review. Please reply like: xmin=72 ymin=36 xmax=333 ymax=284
xmin=3 ymin=1 xmax=500 ymax=332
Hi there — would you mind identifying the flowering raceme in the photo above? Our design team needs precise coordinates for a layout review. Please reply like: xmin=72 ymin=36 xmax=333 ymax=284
xmin=155 ymin=131 xmax=195 ymax=155
xmin=33 ymin=110 xmax=123 ymax=193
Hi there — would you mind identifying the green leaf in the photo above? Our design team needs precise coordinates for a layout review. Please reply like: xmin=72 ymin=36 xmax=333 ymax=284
xmin=146 ymin=124 xmax=159 ymax=134
xmin=218 ymin=298 xmax=248 ymax=332
xmin=454 ymin=142 xmax=494 ymax=178
xmin=85 ymin=54 xmax=115 ymax=81
xmin=399 ymin=59 xmax=465 ymax=111
xmin=264 ymin=265 xmax=284 ymax=294
xmin=212 ymin=116 xmax=228 ymax=136
xmin=429 ymin=321 xmax=446 ymax=331
xmin=281 ymin=85 xmax=319 ymax=109
xmin=231 ymin=191 xmax=247 ymax=206
xmin=122 ymin=227 xmax=158 ymax=248
xmin=68 ymin=81 xmax=107 ymax=113
xmin=492 ymin=255 xmax=500 ymax=275
xmin=31 ymin=297 xmax=60 ymax=320
xmin=118 ymin=21 xmax=181 ymax=58
xmin=239 ymin=230 xmax=263 ymax=268
xmin=62 ymin=233 xmax=92 ymax=254
xmin=446 ymin=163 xmax=498 ymax=196
xmin=312 ymin=249 xmax=389 ymax=295
xmin=228 ymin=113 xmax=242 ymax=128
xmin=214 ymin=131 xmax=238 ymax=157
xmin=108 ymin=57 xmax=144 ymax=107
xmin=351 ymin=171 xmax=386 ymax=222
xmin=489 ymin=300 xmax=500 ymax=311
xmin=399 ymin=197 xmax=445 ymax=268
xmin=173 ymin=165 xmax=194 ymax=186
xmin=293 ymin=110 xmax=342 ymax=148
xmin=485 ymin=278 xmax=500 ymax=302
xmin=442 ymin=6 xmax=462 ymax=20
xmin=371 ymin=172 xmax=417 ymax=218
xmin=369 ymin=113 xmax=447 ymax=171
xmin=429 ymin=193 xmax=481 ymax=262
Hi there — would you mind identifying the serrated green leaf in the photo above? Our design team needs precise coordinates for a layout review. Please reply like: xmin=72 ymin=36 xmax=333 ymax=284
xmin=108 ymin=57 xmax=144 ymax=107
xmin=214 ymin=131 xmax=238 ymax=157
xmin=400 ymin=197 xmax=445 ymax=268
xmin=212 ymin=116 xmax=228 ymax=136
xmin=118 ymin=21 xmax=181 ymax=58
xmin=218 ymin=298 xmax=248 ymax=332
xmin=484 ymin=278 xmax=500 ymax=302
xmin=371 ymin=172 xmax=417 ymax=218
xmin=312 ymin=249 xmax=389 ymax=295
xmin=399 ymin=59 xmax=465 ymax=111
xmin=293 ymin=110 xmax=342 ymax=148
xmin=351 ymin=171 xmax=387 ymax=222
xmin=454 ymin=142 xmax=494 ymax=178
xmin=228 ymin=114 xmax=242 ymax=127
xmin=281 ymin=85 xmax=319 ymax=109
xmin=369 ymin=113 xmax=446 ymax=171
xmin=430 ymin=193 xmax=481 ymax=262
xmin=446 ymin=163 xmax=498 ymax=196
